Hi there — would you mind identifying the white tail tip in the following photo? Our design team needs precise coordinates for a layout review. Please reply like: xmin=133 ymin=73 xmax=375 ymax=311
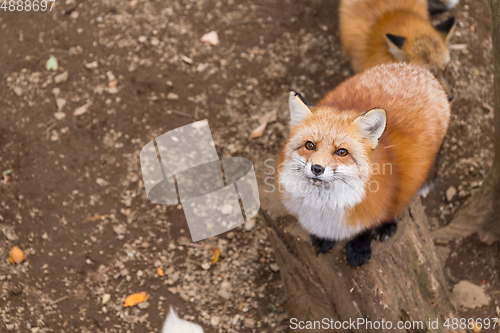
xmin=162 ymin=307 xmax=204 ymax=333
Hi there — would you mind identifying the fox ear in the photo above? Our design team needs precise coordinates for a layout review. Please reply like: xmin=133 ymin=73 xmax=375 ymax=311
xmin=289 ymin=91 xmax=313 ymax=127
xmin=435 ymin=17 xmax=456 ymax=43
xmin=385 ymin=34 xmax=408 ymax=61
xmin=353 ymin=108 xmax=387 ymax=148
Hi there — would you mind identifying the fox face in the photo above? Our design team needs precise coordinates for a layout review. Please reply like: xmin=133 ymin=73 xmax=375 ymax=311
xmin=279 ymin=92 xmax=387 ymax=213
xmin=385 ymin=17 xmax=456 ymax=100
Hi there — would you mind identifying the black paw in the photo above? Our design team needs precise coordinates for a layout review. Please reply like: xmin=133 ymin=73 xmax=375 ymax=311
xmin=345 ymin=233 xmax=372 ymax=267
xmin=373 ymin=221 xmax=398 ymax=241
xmin=310 ymin=235 xmax=336 ymax=255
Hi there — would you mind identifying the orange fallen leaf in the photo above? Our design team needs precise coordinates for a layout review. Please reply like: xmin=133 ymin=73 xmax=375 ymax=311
xmin=9 ymin=246 xmax=25 ymax=264
xmin=211 ymin=248 xmax=221 ymax=264
xmin=472 ymin=320 xmax=481 ymax=333
xmin=108 ymin=80 xmax=118 ymax=88
xmin=156 ymin=267 xmax=164 ymax=276
xmin=123 ymin=291 xmax=149 ymax=307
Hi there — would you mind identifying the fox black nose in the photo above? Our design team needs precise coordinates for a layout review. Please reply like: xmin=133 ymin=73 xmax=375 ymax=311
xmin=311 ymin=164 xmax=324 ymax=176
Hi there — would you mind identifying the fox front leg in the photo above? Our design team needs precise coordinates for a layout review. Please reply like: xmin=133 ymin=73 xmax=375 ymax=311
xmin=345 ymin=231 xmax=373 ymax=267
xmin=310 ymin=235 xmax=336 ymax=255
xmin=345 ymin=219 xmax=398 ymax=267
xmin=373 ymin=219 xmax=398 ymax=241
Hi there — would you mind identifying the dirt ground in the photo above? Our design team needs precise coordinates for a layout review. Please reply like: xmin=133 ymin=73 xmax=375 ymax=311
xmin=0 ymin=0 xmax=499 ymax=332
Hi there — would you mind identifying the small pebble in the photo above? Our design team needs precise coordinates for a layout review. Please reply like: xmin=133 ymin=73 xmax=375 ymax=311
xmin=244 ymin=318 xmax=256 ymax=328
xmin=13 ymin=87 xmax=22 ymax=96
xmin=138 ymin=301 xmax=150 ymax=309
xmin=151 ymin=37 xmax=160 ymax=46
xmin=446 ymin=186 xmax=457 ymax=202
xmin=244 ymin=219 xmax=255 ymax=231
xmin=102 ymin=294 xmax=111 ymax=304
xmin=96 ymin=178 xmax=109 ymax=186
xmin=56 ymin=98 xmax=66 ymax=110
xmin=54 ymin=112 xmax=66 ymax=120
xmin=210 ymin=316 xmax=220 ymax=326
xmin=167 ymin=93 xmax=179 ymax=100
xmin=270 ymin=263 xmax=280 ymax=272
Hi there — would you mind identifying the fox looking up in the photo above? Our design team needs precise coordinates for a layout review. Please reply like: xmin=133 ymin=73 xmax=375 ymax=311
xmin=277 ymin=63 xmax=450 ymax=267
xmin=340 ymin=0 xmax=457 ymax=100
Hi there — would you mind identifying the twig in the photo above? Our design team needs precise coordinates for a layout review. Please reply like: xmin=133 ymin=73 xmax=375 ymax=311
xmin=84 ymin=214 xmax=110 ymax=221
xmin=169 ymin=110 xmax=192 ymax=118
xmin=115 ymin=278 xmax=125 ymax=291
xmin=51 ymin=295 xmax=69 ymax=305
xmin=185 ymin=243 xmax=212 ymax=250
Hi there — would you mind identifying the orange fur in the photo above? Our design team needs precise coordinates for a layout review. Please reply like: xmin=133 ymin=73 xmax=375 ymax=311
xmin=278 ymin=63 xmax=450 ymax=234
xmin=340 ymin=0 xmax=455 ymax=98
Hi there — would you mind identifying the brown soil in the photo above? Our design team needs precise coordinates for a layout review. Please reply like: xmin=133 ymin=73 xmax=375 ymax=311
xmin=0 ymin=0 xmax=498 ymax=332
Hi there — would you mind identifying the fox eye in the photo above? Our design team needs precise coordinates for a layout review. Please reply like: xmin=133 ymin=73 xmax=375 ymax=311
xmin=335 ymin=148 xmax=348 ymax=157
xmin=305 ymin=141 xmax=316 ymax=150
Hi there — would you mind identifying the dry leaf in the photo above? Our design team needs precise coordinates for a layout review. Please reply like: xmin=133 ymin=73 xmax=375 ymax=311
xmin=259 ymin=109 xmax=277 ymax=124
xmin=130 ymin=0 xmax=138 ymax=7
xmin=249 ymin=122 xmax=267 ymax=138
xmin=211 ymin=248 xmax=221 ymax=264
xmin=9 ymin=246 xmax=25 ymax=264
xmin=108 ymin=80 xmax=118 ymax=87
xmin=123 ymin=291 xmax=150 ymax=307
xmin=250 ymin=110 xmax=278 ymax=139
xmin=46 ymin=55 xmax=58 ymax=71
xmin=249 ymin=109 xmax=277 ymax=139
xmin=156 ymin=267 xmax=164 ymax=276
xmin=73 ymin=101 xmax=93 ymax=116
xmin=200 ymin=31 xmax=219 ymax=46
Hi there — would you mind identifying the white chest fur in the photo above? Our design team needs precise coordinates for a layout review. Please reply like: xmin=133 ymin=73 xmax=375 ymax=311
xmin=279 ymin=155 xmax=367 ymax=241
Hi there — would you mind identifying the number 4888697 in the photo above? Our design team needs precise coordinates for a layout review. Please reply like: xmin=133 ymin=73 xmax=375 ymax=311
xmin=1 ymin=0 xmax=56 ymax=11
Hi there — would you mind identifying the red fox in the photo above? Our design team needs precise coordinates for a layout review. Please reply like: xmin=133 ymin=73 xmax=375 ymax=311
xmin=277 ymin=63 xmax=450 ymax=266
xmin=339 ymin=0 xmax=456 ymax=100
